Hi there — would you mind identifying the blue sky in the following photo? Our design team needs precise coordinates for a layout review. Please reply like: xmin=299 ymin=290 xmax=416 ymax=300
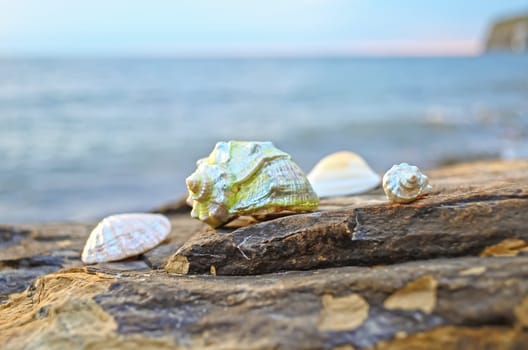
xmin=1 ymin=0 xmax=527 ymax=56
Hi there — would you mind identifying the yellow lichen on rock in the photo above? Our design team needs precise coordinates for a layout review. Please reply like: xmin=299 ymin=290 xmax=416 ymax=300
xmin=0 ymin=269 xmax=115 ymax=349
xmin=332 ymin=345 xmax=357 ymax=350
xmin=383 ymin=275 xmax=438 ymax=313
xmin=0 ymin=269 xmax=179 ymax=350
xmin=514 ymin=296 xmax=528 ymax=328
xmin=318 ymin=293 xmax=369 ymax=331
xmin=480 ymin=238 xmax=528 ymax=257
xmin=372 ymin=326 xmax=526 ymax=350
xmin=165 ymin=255 xmax=191 ymax=274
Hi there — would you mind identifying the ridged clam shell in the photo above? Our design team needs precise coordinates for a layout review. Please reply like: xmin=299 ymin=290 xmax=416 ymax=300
xmin=187 ymin=141 xmax=319 ymax=228
xmin=307 ymin=151 xmax=380 ymax=197
xmin=382 ymin=163 xmax=432 ymax=204
xmin=81 ymin=213 xmax=171 ymax=264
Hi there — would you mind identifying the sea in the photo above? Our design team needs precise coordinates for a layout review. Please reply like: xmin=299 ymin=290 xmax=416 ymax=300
xmin=1 ymin=55 xmax=527 ymax=223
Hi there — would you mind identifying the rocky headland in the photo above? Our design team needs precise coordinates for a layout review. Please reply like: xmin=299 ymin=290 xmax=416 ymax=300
xmin=485 ymin=14 xmax=528 ymax=53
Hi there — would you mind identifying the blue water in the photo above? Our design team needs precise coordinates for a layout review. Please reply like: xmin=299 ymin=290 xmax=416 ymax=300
xmin=1 ymin=56 xmax=527 ymax=223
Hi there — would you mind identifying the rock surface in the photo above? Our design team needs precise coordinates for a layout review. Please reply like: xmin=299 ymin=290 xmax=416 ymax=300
xmin=1 ymin=160 xmax=528 ymax=349
xmin=166 ymin=160 xmax=528 ymax=275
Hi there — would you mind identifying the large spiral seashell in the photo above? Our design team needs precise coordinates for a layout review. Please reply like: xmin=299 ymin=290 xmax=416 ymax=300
xmin=382 ymin=163 xmax=432 ymax=204
xmin=186 ymin=141 xmax=319 ymax=228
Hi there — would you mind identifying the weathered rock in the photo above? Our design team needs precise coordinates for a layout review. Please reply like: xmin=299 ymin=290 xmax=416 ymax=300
xmin=166 ymin=160 xmax=528 ymax=275
xmin=0 ymin=223 xmax=88 ymax=303
xmin=142 ymin=215 xmax=206 ymax=269
xmin=0 ymin=215 xmax=203 ymax=302
xmin=1 ymin=160 xmax=527 ymax=349
xmin=1 ymin=256 xmax=528 ymax=349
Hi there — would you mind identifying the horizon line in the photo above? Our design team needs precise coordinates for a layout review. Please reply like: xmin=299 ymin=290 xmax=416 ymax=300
xmin=0 ymin=49 xmax=485 ymax=60
xmin=0 ymin=39 xmax=485 ymax=59
xmin=0 ymin=53 xmax=487 ymax=60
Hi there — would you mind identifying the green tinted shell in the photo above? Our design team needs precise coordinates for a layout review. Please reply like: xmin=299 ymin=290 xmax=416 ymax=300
xmin=186 ymin=141 xmax=319 ymax=228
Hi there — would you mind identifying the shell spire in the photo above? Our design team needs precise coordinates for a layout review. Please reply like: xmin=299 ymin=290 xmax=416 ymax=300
xmin=81 ymin=213 xmax=171 ymax=264
xmin=382 ymin=163 xmax=432 ymax=204
xmin=186 ymin=141 xmax=319 ymax=228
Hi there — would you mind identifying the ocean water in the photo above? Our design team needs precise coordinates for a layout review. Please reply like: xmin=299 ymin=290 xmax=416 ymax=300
xmin=1 ymin=56 xmax=527 ymax=223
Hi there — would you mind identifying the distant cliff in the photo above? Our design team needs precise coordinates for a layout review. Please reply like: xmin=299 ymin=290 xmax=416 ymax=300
xmin=485 ymin=14 xmax=528 ymax=53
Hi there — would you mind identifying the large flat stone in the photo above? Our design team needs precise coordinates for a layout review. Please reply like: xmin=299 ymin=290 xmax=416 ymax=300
xmin=166 ymin=160 xmax=528 ymax=275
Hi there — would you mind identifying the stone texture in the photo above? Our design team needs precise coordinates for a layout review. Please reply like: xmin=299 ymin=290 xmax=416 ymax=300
xmin=166 ymin=160 xmax=528 ymax=275
xmin=1 ymin=257 xmax=528 ymax=349
xmin=1 ymin=160 xmax=528 ymax=349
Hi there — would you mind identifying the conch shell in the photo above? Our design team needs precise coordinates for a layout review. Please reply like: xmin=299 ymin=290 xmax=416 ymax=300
xmin=186 ymin=141 xmax=319 ymax=228
xmin=307 ymin=151 xmax=380 ymax=197
xmin=382 ymin=163 xmax=432 ymax=203
xmin=81 ymin=213 xmax=171 ymax=264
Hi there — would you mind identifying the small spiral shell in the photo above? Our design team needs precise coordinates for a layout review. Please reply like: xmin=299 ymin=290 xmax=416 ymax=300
xmin=382 ymin=163 xmax=432 ymax=204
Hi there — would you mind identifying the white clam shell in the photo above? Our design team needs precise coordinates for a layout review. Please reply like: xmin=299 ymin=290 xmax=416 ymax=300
xmin=81 ymin=213 xmax=171 ymax=264
xmin=382 ymin=163 xmax=432 ymax=204
xmin=307 ymin=151 xmax=380 ymax=198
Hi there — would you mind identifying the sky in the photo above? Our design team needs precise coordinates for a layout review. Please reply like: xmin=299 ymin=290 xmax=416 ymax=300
xmin=0 ymin=0 xmax=527 ymax=57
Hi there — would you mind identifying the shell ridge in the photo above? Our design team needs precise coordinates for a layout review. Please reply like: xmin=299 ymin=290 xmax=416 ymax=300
xmin=81 ymin=213 xmax=171 ymax=264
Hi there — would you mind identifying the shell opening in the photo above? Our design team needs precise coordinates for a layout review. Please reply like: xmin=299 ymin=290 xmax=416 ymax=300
xmin=204 ymin=202 xmax=230 ymax=228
